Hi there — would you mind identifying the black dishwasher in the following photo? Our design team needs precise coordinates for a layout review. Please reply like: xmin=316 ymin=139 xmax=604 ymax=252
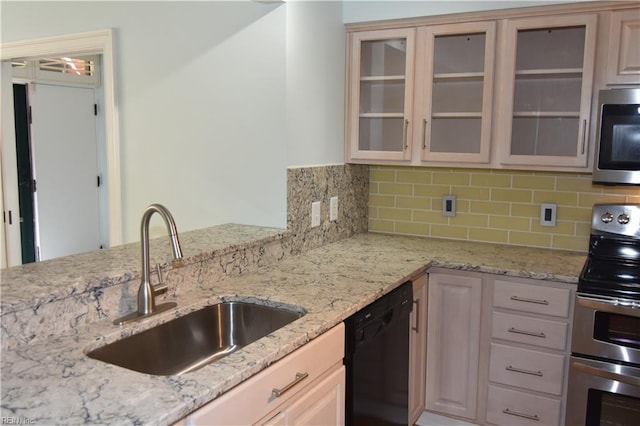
xmin=344 ymin=281 xmax=413 ymax=426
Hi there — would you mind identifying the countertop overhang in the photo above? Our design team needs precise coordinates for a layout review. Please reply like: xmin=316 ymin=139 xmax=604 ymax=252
xmin=0 ymin=231 xmax=585 ymax=425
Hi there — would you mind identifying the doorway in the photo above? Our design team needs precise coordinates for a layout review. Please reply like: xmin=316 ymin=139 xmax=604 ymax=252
xmin=14 ymin=82 xmax=104 ymax=261
xmin=0 ymin=29 xmax=121 ymax=267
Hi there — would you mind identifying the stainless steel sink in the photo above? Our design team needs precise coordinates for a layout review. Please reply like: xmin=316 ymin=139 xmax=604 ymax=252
xmin=87 ymin=301 xmax=304 ymax=375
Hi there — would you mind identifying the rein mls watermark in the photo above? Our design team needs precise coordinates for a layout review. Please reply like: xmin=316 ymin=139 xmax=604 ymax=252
xmin=1 ymin=417 xmax=36 ymax=425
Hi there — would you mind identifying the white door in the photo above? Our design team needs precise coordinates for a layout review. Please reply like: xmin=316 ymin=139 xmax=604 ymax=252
xmin=29 ymin=83 xmax=102 ymax=260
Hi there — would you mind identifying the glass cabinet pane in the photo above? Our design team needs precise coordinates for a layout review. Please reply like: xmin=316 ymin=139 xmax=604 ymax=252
xmin=434 ymin=33 xmax=486 ymax=74
xmin=354 ymin=33 xmax=411 ymax=157
xmin=511 ymin=117 xmax=580 ymax=156
xmin=432 ymin=79 xmax=484 ymax=114
xmin=422 ymin=23 xmax=494 ymax=163
xmin=515 ymin=26 xmax=586 ymax=71
xmin=431 ymin=118 xmax=482 ymax=153
xmin=360 ymin=80 xmax=405 ymax=114
xmin=513 ymin=75 xmax=582 ymax=112
xmin=503 ymin=16 xmax=595 ymax=165
xmin=359 ymin=117 xmax=405 ymax=151
xmin=360 ymin=39 xmax=407 ymax=77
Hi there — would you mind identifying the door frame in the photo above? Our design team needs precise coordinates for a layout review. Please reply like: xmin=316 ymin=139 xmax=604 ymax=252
xmin=1 ymin=29 xmax=122 ymax=265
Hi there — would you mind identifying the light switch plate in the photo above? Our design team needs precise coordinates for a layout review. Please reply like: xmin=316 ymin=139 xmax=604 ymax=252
xmin=329 ymin=196 xmax=338 ymax=222
xmin=311 ymin=201 xmax=321 ymax=227
xmin=442 ymin=195 xmax=456 ymax=217
xmin=540 ymin=203 xmax=557 ymax=227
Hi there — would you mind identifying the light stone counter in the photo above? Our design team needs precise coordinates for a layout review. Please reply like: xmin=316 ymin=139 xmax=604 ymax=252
xmin=0 ymin=231 xmax=585 ymax=425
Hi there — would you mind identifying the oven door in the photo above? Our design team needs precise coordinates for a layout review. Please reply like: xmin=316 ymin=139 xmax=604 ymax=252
xmin=572 ymin=295 xmax=640 ymax=365
xmin=567 ymin=356 xmax=640 ymax=426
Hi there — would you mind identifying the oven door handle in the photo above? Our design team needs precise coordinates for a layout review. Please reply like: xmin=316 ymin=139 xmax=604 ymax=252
xmin=572 ymin=358 xmax=640 ymax=387
xmin=576 ymin=295 xmax=640 ymax=318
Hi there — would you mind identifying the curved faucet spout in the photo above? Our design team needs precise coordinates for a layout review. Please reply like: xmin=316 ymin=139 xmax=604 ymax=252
xmin=138 ymin=204 xmax=184 ymax=315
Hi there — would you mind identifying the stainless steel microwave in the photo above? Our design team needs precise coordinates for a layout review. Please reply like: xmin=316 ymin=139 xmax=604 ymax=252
xmin=593 ymin=88 xmax=640 ymax=185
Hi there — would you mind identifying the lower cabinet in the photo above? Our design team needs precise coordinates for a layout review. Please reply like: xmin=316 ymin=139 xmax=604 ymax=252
xmin=409 ymin=274 xmax=428 ymax=425
xmin=486 ymin=385 xmax=561 ymax=426
xmin=259 ymin=365 xmax=345 ymax=425
xmin=424 ymin=269 xmax=574 ymax=426
xmin=180 ymin=323 xmax=345 ymax=426
xmin=486 ymin=276 xmax=573 ymax=426
xmin=425 ymin=269 xmax=484 ymax=421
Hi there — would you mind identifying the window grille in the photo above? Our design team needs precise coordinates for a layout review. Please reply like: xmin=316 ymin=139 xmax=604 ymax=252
xmin=11 ymin=55 xmax=100 ymax=87
xmin=38 ymin=56 xmax=96 ymax=77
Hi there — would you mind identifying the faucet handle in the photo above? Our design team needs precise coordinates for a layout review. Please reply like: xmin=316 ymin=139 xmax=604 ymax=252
xmin=154 ymin=263 xmax=164 ymax=285
xmin=152 ymin=263 xmax=168 ymax=296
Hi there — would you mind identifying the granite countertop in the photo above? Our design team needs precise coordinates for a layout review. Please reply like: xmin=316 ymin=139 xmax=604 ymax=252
xmin=0 ymin=232 xmax=586 ymax=425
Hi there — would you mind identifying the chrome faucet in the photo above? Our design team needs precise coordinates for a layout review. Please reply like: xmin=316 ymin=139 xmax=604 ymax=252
xmin=114 ymin=204 xmax=184 ymax=325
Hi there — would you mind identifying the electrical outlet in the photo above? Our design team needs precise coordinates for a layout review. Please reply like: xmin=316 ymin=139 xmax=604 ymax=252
xmin=442 ymin=195 xmax=456 ymax=217
xmin=311 ymin=201 xmax=321 ymax=227
xmin=329 ymin=196 xmax=338 ymax=221
xmin=540 ymin=203 xmax=557 ymax=227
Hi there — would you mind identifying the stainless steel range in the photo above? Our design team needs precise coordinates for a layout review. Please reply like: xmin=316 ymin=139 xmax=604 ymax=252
xmin=567 ymin=204 xmax=640 ymax=425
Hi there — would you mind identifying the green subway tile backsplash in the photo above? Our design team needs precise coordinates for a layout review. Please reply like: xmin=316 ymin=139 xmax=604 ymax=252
xmin=368 ymin=166 xmax=640 ymax=252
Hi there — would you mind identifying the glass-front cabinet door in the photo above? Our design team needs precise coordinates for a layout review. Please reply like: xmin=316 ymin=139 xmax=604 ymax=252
xmin=498 ymin=14 xmax=597 ymax=167
xmin=347 ymin=28 xmax=416 ymax=162
xmin=418 ymin=22 xmax=496 ymax=163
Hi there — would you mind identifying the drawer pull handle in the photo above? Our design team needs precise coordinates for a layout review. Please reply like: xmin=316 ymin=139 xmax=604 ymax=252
xmin=422 ymin=119 xmax=428 ymax=149
xmin=508 ymin=327 xmax=546 ymax=338
xmin=503 ymin=408 xmax=540 ymax=421
xmin=272 ymin=372 xmax=309 ymax=398
xmin=510 ymin=295 xmax=549 ymax=305
xmin=506 ymin=365 xmax=543 ymax=377
xmin=403 ymin=119 xmax=410 ymax=149
xmin=412 ymin=299 xmax=420 ymax=333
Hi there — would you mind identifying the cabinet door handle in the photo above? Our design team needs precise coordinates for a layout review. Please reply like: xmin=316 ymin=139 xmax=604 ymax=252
xmin=271 ymin=372 xmax=309 ymax=398
xmin=508 ymin=327 xmax=546 ymax=338
xmin=506 ymin=365 xmax=543 ymax=377
xmin=503 ymin=408 xmax=540 ymax=421
xmin=412 ymin=299 xmax=420 ymax=332
xmin=403 ymin=118 xmax=410 ymax=149
xmin=581 ymin=118 xmax=587 ymax=155
xmin=510 ymin=295 xmax=549 ymax=305
xmin=422 ymin=119 xmax=428 ymax=149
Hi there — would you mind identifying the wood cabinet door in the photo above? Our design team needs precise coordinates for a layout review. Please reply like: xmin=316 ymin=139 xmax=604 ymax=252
xmin=409 ymin=274 xmax=428 ymax=424
xmin=606 ymin=8 xmax=640 ymax=85
xmin=346 ymin=28 xmax=416 ymax=163
xmin=417 ymin=21 xmax=496 ymax=164
xmin=496 ymin=14 xmax=597 ymax=168
xmin=426 ymin=272 xmax=483 ymax=420
xmin=184 ymin=325 xmax=344 ymax=426
xmin=260 ymin=365 xmax=345 ymax=426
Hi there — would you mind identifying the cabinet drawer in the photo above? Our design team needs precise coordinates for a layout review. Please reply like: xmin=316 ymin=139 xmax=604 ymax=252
xmin=186 ymin=324 xmax=345 ymax=425
xmin=491 ymin=312 xmax=568 ymax=350
xmin=489 ymin=343 xmax=565 ymax=395
xmin=486 ymin=385 xmax=561 ymax=426
xmin=493 ymin=280 xmax=571 ymax=317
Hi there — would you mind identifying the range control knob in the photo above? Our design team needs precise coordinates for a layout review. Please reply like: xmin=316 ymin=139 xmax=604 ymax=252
xmin=601 ymin=212 xmax=614 ymax=223
xmin=618 ymin=213 xmax=630 ymax=225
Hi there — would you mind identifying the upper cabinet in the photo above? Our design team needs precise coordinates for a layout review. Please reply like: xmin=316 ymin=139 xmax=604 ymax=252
xmin=418 ymin=22 xmax=496 ymax=163
xmin=346 ymin=28 xmax=416 ymax=162
xmin=496 ymin=14 xmax=597 ymax=168
xmin=345 ymin=2 xmax=637 ymax=172
xmin=605 ymin=8 xmax=640 ymax=85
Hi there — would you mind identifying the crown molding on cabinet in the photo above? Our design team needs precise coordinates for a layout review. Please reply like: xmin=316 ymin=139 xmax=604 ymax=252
xmin=344 ymin=1 xmax=635 ymax=32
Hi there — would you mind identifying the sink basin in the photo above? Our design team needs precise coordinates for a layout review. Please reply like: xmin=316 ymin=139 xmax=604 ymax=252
xmin=87 ymin=301 xmax=304 ymax=375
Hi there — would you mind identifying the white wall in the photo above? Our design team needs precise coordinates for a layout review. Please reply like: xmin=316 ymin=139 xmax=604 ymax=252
xmin=286 ymin=1 xmax=346 ymax=166
xmin=1 ymin=1 xmax=346 ymax=244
